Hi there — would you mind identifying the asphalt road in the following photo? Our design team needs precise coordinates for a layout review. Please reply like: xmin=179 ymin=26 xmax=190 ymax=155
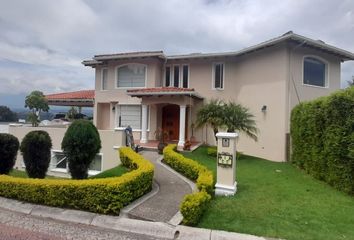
xmin=0 ymin=207 xmax=165 ymax=240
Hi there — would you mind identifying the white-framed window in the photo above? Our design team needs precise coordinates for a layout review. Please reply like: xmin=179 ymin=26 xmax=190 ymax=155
xmin=116 ymin=105 xmax=149 ymax=130
xmin=101 ymin=68 xmax=108 ymax=90
xmin=164 ymin=64 xmax=189 ymax=88
xmin=116 ymin=64 xmax=146 ymax=88
xmin=50 ymin=150 xmax=102 ymax=175
xmin=303 ymin=56 xmax=328 ymax=88
xmin=212 ymin=63 xmax=224 ymax=89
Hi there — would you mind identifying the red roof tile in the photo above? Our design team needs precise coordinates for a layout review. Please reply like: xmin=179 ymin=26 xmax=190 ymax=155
xmin=127 ymin=87 xmax=195 ymax=93
xmin=46 ymin=90 xmax=95 ymax=100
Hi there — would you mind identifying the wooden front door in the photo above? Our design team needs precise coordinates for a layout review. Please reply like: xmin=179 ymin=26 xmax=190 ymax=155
xmin=162 ymin=105 xmax=180 ymax=141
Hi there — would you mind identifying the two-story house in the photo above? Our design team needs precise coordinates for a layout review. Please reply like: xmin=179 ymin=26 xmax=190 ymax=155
xmin=83 ymin=31 xmax=354 ymax=162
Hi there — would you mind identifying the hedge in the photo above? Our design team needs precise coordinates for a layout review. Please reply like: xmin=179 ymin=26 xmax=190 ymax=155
xmin=291 ymin=87 xmax=354 ymax=195
xmin=163 ymin=144 xmax=214 ymax=225
xmin=0 ymin=147 xmax=154 ymax=214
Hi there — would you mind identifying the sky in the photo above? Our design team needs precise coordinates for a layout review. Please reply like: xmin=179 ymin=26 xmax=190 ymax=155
xmin=0 ymin=0 xmax=353 ymax=108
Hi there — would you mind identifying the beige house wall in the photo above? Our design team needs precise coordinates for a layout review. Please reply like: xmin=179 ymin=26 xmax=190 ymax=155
xmin=173 ymin=44 xmax=289 ymax=162
xmin=89 ymin=44 xmax=342 ymax=162
xmin=9 ymin=125 xmax=125 ymax=176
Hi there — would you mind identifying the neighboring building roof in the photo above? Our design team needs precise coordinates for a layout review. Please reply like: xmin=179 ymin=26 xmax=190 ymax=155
xmin=126 ymin=87 xmax=203 ymax=99
xmin=83 ymin=31 xmax=354 ymax=67
xmin=45 ymin=90 xmax=95 ymax=107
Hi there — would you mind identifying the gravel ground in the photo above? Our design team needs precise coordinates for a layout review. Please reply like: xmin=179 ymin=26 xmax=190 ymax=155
xmin=0 ymin=207 xmax=165 ymax=240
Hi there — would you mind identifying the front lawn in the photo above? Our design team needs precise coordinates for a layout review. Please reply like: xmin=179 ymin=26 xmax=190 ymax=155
xmin=182 ymin=146 xmax=354 ymax=240
xmin=89 ymin=165 xmax=128 ymax=179
xmin=9 ymin=169 xmax=60 ymax=179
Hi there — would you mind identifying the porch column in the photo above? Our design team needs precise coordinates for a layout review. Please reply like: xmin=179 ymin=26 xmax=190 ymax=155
xmin=140 ymin=104 xmax=148 ymax=143
xmin=178 ymin=105 xmax=186 ymax=147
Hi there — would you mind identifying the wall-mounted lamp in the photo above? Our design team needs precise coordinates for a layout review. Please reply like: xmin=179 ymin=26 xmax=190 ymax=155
xmin=112 ymin=106 xmax=116 ymax=111
xmin=261 ymin=105 xmax=267 ymax=112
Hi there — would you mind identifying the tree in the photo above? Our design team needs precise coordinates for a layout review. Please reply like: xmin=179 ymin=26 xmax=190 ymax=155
xmin=24 ymin=91 xmax=49 ymax=127
xmin=196 ymin=99 xmax=258 ymax=142
xmin=222 ymin=102 xmax=258 ymax=141
xmin=62 ymin=120 xmax=101 ymax=179
xmin=0 ymin=133 xmax=19 ymax=174
xmin=196 ymin=99 xmax=225 ymax=141
xmin=67 ymin=107 xmax=78 ymax=120
xmin=347 ymin=76 xmax=354 ymax=87
xmin=20 ymin=131 xmax=52 ymax=178
xmin=0 ymin=106 xmax=18 ymax=122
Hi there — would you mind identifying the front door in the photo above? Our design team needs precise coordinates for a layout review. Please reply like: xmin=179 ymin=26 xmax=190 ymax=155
xmin=162 ymin=105 xmax=180 ymax=141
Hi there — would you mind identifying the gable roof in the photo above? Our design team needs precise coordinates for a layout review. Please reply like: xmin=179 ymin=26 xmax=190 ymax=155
xmin=83 ymin=31 xmax=354 ymax=67
xmin=45 ymin=90 xmax=95 ymax=107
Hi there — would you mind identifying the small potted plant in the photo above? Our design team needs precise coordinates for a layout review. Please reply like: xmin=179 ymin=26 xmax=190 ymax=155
xmin=183 ymin=140 xmax=192 ymax=151
xmin=155 ymin=127 xmax=168 ymax=154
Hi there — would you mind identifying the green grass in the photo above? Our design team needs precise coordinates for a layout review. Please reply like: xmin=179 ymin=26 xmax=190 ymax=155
xmin=89 ymin=165 xmax=128 ymax=179
xmin=9 ymin=165 xmax=128 ymax=179
xmin=183 ymin=146 xmax=354 ymax=240
xmin=9 ymin=169 xmax=61 ymax=179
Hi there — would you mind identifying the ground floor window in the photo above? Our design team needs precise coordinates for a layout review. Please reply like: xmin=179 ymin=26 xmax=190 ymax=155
xmin=50 ymin=150 xmax=102 ymax=174
xmin=116 ymin=104 xmax=149 ymax=130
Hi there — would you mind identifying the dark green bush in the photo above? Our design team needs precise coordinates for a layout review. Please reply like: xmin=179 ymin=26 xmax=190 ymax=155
xmin=0 ymin=133 xmax=19 ymax=174
xmin=62 ymin=120 xmax=101 ymax=179
xmin=291 ymin=87 xmax=354 ymax=195
xmin=20 ymin=131 xmax=52 ymax=178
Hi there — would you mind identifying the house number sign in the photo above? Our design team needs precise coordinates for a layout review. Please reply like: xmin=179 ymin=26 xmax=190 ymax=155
xmin=218 ymin=152 xmax=233 ymax=167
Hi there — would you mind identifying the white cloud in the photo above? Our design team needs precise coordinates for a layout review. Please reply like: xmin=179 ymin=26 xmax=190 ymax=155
xmin=0 ymin=0 xmax=353 ymax=100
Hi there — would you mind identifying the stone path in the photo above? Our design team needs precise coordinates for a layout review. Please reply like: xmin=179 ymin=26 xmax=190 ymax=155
xmin=125 ymin=151 xmax=192 ymax=222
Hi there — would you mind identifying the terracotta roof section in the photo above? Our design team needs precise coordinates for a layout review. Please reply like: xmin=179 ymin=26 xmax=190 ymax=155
xmin=126 ymin=87 xmax=203 ymax=99
xmin=46 ymin=90 xmax=95 ymax=100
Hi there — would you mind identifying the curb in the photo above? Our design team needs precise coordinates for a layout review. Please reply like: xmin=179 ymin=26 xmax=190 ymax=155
xmin=0 ymin=196 xmax=270 ymax=240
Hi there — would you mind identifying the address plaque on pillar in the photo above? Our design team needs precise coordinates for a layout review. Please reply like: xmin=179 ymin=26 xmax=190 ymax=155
xmin=217 ymin=152 xmax=233 ymax=167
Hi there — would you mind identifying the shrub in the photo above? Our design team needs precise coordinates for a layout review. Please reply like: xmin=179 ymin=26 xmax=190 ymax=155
xmin=0 ymin=147 xmax=154 ymax=214
xmin=62 ymin=120 xmax=101 ymax=179
xmin=180 ymin=191 xmax=211 ymax=226
xmin=20 ymin=131 xmax=52 ymax=179
xmin=291 ymin=87 xmax=354 ymax=194
xmin=163 ymin=144 xmax=214 ymax=194
xmin=163 ymin=144 xmax=213 ymax=225
xmin=0 ymin=134 xmax=19 ymax=174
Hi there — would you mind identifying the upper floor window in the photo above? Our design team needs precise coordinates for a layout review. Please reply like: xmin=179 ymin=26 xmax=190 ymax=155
xmin=303 ymin=57 xmax=327 ymax=87
xmin=213 ymin=63 xmax=224 ymax=89
xmin=101 ymin=68 xmax=108 ymax=90
xmin=117 ymin=64 xmax=146 ymax=88
xmin=165 ymin=64 xmax=189 ymax=88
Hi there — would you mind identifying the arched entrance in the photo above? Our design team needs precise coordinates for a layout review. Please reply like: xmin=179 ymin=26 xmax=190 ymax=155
xmin=162 ymin=104 xmax=180 ymax=141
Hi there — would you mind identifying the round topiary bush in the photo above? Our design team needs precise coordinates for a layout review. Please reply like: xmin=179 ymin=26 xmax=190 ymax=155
xmin=0 ymin=133 xmax=20 ymax=174
xmin=20 ymin=130 xmax=52 ymax=178
xmin=62 ymin=120 xmax=101 ymax=179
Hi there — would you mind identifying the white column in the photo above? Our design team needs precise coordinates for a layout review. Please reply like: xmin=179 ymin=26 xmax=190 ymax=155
xmin=178 ymin=105 xmax=186 ymax=147
xmin=140 ymin=104 xmax=148 ymax=143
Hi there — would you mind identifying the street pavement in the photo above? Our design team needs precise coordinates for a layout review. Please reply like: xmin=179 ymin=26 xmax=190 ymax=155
xmin=0 ymin=207 xmax=164 ymax=240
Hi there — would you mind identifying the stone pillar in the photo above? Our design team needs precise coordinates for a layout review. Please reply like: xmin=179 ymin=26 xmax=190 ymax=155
xmin=178 ymin=105 xmax=186 ymax=148
xmin=140 ymin=104 xmax=148 ymax=143
xmin=215 ymin=132 xmax=238 ymax=196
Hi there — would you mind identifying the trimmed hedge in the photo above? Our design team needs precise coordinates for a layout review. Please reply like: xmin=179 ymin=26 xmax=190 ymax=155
xmin=0 ymin=147 xmax=154 ymax=214
xmin=291 ymin=87 xmax=354 ymax=195
xmin=163 ymin=144 xmax=214 ymax=225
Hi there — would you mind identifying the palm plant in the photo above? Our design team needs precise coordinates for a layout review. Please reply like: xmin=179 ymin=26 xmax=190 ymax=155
xmin=196 ymin=99 xmax=258 ymax=142
xmin=196 ymin=99 xmax=225 ymax=141
xmin=222 ymin=102 xmax=258 ymax=141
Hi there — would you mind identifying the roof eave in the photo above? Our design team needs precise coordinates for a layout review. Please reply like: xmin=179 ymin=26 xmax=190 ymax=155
xmin=127 ymin=91 xmax=203 ymax=99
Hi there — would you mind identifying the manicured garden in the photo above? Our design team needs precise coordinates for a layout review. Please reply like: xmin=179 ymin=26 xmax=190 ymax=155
xmin=182 ymin=146 xmax=354 ymax=240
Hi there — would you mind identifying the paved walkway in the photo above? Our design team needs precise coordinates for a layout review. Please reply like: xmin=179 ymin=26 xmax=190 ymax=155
xmin=125 ymin=151 xmax=192 ymax=222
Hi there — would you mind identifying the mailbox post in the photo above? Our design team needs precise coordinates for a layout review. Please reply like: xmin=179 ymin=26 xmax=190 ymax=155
xmin=215 ymin=132 xmax=238 ymax=196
